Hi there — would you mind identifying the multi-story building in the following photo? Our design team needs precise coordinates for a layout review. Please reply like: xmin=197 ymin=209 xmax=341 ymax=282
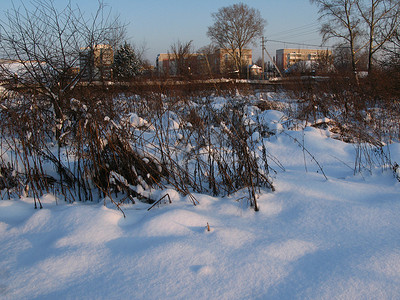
xmin=156 ymin=53 xmax=202 ymax=76
xmin=276 ymin=48 xmax=332 ymax=72
xmin=156 ymin=48 xmax=253 ymax=76
xmin=80 ymin=44 xmax=114 ymax=81
xmin=156 ymin=53 xmax=173 ymax=75
xmin=209 ymin=48 xmax=252 ymax=75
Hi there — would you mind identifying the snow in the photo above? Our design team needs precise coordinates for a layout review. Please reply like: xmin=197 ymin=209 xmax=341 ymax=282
xmin=126 ymin=112 xmax=149 ymax=128
xmin=1 ymin=104 xmax=400 ymax=299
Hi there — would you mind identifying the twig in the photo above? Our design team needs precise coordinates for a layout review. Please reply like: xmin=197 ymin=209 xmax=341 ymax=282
xmin=147 ymin=193 xmax=172 ymax=211
xmin=282 ymin=131 xmax=328 ymax=180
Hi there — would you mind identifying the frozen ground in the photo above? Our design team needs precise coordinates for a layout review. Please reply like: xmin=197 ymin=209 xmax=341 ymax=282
xmin=1 ymin=114 xmax=400 ymax=299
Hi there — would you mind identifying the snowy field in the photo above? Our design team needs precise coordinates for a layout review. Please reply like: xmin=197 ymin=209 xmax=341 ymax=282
xmin=1 ymin=94 xmax=400 ymax=299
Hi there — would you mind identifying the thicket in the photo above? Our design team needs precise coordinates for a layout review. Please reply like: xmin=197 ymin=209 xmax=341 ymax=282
xmin=0 ymin=83 xmax=274 ymax=213
xmin=1 ymin=67 xmax=399 ymax=214
xmin=284 ymin=69 xmax=400 ymax=177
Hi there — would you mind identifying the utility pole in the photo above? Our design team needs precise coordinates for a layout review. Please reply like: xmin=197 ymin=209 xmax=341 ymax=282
xmin=262 ymin=37 xmax=283 ymax=78
xmin=261 ymin=36 xmax=265 ymax=80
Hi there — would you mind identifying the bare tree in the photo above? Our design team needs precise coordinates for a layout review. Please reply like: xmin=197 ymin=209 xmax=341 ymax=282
xmin=207 ymin=3 xmax=266 ymax=76
xmin=169 ymin=40 xmax=194 ymax=77
xmin=385 ymin=28 xmax=400 ymax=60
xmin=311 ymin=0 xmax=400 ymax=75
xmin=0 ymin=0 xmax=125 ymax=135
xmin=356 ymin=0 xmax=400 ymax=73
xmin=310 ymin=0 xmax=362 ymax=77
xmin=381 ymin=28 xmax=400 ymax=77
xmin=197 ymin=44 xmax=218 ymax=77
xmin=0 ymin=0 xmax=126 ymax=207
xmin=333 ymin=45 xmax=355 ymax=71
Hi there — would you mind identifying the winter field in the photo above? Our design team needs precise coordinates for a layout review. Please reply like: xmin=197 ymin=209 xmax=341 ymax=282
xmin=1 ymin=90 xmax=400 ymax=299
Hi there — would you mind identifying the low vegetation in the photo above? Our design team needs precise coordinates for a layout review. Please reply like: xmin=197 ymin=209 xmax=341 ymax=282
xmin=1 ymin=70 xmax=399 ymax=215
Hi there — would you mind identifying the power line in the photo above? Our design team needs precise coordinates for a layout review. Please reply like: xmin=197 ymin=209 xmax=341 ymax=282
xmin=275 ymin=29 xmax=321 ymax=41
xmin=264 ymin=38 xmax=333 ymax=49
xmin=263 ymin=38 xmax=350 ymax=50
xmin=267 ymin=22 xmax=320 ymax=38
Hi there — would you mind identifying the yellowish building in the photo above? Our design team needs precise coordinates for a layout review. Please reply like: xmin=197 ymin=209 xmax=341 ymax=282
xmin=80 ymin=44 xmax=114 ymax=81
xmin=276 ymin=48 xmax=332 ymax=71
xmin=156 ymin=48 xmax=253 ymax=76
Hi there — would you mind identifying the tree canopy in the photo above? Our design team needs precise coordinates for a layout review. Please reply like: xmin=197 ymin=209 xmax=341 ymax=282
xmin=207 ymin=3 xmax=266 ymax=75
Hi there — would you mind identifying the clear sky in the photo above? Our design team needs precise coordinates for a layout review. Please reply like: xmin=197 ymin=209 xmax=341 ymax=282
xmin=2 ymin=0 xmax=330 ymax=64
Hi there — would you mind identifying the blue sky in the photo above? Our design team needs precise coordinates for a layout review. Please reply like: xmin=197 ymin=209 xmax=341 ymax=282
xmin=2 ymin=0 xmax=329 ymax=64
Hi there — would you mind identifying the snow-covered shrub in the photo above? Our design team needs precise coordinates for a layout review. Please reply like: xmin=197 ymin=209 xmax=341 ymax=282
xmin=0 ymin=161 xmax=18 ymax=191
xmin=90 ymin=136 xmax=163 ymax=198
xmin=2 ymin=73 xmax=399 ymax=214
xmin=394 ymin=163 xmax=400 ymax=182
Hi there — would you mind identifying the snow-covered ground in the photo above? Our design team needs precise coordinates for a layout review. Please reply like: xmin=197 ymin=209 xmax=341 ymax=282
xmin=1 ymin=101 xmax=400 ymax=299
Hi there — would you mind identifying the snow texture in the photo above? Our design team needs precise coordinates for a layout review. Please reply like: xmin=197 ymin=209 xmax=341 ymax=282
xmin=1 ymin=108 xmax=400 ymax=299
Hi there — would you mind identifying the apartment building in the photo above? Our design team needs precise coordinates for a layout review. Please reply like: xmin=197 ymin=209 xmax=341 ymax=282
xmin=276 ymin=48 xmax=332 ymax=72
xmin=156 ymin=53 xmax=203 ymax=76
xmin=210 ymin=48 xmax=252 ymax=74
xmin=80 ymin=44 xmax=114 ymax=81
xmin=156 ymin=48 xmax=253 ymax=76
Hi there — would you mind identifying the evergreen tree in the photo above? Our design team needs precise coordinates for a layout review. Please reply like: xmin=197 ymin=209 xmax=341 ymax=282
xmin=113 ymin=42 xmax=141 ymax=80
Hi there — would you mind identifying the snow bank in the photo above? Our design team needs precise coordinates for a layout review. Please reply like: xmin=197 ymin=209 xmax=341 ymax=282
xmin=1 ymin=130 xmax=400 ymax=299
xmin=1 ymin=102 xmax=400 ymax=299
